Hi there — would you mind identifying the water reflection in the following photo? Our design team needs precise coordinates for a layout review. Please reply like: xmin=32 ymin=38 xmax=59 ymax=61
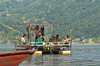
xmin=20 ymin=55 xmax=72 ymax=66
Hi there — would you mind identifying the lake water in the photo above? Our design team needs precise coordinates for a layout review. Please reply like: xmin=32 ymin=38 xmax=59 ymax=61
xmin=0 ymin=45 xmax=100 ymax=66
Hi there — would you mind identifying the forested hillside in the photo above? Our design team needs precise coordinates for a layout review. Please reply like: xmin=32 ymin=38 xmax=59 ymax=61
xmin=0 ymin=0 xmax=100 ymax=42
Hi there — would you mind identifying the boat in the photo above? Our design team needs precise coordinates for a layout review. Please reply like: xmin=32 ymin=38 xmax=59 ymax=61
xmin=0 ymin=50 xmax=35 ymax=66
xmin=14 ymin=23 xmax=72 ymax=55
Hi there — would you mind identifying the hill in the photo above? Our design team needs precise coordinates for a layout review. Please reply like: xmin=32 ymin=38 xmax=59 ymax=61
xmin=0 ymin=0 xmax=100 ymax=42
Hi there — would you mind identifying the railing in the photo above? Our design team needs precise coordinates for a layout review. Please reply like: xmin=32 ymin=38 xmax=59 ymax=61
xmin=14 ymin=41 xmax=71 ymax=50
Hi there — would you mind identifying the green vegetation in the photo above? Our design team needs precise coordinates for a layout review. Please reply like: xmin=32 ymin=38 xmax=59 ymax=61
xmin=0 ymin=0 xmax=100 ymax=44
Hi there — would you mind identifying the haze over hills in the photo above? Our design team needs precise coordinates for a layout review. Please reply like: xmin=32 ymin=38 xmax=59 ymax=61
xmin=0 ymin=0 xmax=100 ymax=42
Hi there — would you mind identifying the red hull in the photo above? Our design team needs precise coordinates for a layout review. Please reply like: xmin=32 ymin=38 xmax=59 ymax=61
xmin=0 ymin=50 xmax=35 ymax=66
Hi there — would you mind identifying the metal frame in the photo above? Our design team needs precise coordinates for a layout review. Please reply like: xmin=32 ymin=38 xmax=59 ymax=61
xmin=14 ymin=23 xmax=72 ymax=50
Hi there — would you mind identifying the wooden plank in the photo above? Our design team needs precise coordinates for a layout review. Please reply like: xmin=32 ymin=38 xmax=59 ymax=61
xmin=0 ymin=54 xmax=30 ymax=66
xmin=0 ymin=50 xmax=36 ymax=66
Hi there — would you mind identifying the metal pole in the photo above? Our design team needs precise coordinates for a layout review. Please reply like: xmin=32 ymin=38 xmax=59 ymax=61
xmin=53 ymin=25 xmax=54 ymax=37
xmin=14 ymin=25 xmax=16 ymax=51
xmin=70 ymin=24 xmax=72 ymax=50
xmin=28 ymin=24 xmax=31 ymax=50
xmin=28 ymin=24 xmax=31 ymax=44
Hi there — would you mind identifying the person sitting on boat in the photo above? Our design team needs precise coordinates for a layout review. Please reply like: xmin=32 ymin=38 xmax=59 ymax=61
xmin=42 ymin=37 xmax=45 ymax=42
xmin=49 ymin=35 xmax=61 ymax=45
xmin=30 ymin=25 xmax=42 ymax=41
xmin=55 ymin=35 xmax=61 ymax=42
xmin=36 ymin=36 xmax=43 ymax=44
xmin=19 ymin=34 xmax=27 ymax=44
xmin=62 ymin=35 xmax=71 ymax=44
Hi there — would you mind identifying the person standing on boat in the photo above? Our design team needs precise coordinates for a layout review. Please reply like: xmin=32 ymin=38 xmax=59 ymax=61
xmin=30 ymin=25 xmax=42 ymax=41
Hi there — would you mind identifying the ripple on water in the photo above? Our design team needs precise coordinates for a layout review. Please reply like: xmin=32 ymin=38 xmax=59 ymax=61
xmin=72 ymin=45 xmax=100 ymax=66
xmin=1 ymin=45 xmax=100 ymax=66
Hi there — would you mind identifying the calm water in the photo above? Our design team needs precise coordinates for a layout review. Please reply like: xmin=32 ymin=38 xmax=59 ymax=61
xmin=0 ymin=45 xmax=100 ymax=66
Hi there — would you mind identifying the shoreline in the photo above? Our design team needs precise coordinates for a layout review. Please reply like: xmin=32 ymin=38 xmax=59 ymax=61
xmin=72 ymin=43 xmax=100 ymax=45
xmin=0 ymin=44 xmax=13 ymax=45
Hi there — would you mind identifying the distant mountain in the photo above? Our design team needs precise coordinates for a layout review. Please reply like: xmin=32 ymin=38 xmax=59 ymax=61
xmin=0 ymin=0 xmax=100 ymax=41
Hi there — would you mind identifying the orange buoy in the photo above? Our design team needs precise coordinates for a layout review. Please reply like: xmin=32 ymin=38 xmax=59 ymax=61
xmin=59 ymin=51 xmax=71 ymax=55
xmin=33 ymin=51 xmax=42 ymax=55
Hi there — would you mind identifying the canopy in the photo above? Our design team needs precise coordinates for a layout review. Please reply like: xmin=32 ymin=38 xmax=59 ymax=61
xmin=16 ymin=23 xmax=71 ymax=26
